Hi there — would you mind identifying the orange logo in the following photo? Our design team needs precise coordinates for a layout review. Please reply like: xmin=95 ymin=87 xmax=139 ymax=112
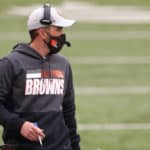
xmin=41 ymin=70 xmax=64 ymax=78
xmin=51 ymin=70 xmax=64 ymax=78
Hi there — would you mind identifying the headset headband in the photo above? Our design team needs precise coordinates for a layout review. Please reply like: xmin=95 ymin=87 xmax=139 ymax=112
xmin=40 ymin=4 xmax=52 ymax=25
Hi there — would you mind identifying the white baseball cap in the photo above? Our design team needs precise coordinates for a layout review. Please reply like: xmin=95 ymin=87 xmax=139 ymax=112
xmin=27 ymin=4 xmax=76 ymax=31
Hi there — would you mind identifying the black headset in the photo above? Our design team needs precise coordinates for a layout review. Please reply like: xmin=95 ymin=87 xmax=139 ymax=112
xmin=40 ymin=4 xmax=52 ymax=25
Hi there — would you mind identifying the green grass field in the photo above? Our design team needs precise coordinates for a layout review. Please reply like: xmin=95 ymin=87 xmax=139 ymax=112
xmin=1 ymin=0 xmax=150 ymax=150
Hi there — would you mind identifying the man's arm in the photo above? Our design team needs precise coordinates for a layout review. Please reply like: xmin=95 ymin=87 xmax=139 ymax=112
xmin=0 ymin=58 xmax=25 ymax=134
xmin=63 ymin=64 xmax=80 ymax=150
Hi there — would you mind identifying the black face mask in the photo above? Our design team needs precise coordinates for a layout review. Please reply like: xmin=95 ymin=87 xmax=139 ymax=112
xmin=46 ymin=33 xmax=71 ymax=54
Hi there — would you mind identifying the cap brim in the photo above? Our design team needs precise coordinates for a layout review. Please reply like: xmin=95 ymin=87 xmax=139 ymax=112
xmin=52 ymin=18 xmax=76 ymax=27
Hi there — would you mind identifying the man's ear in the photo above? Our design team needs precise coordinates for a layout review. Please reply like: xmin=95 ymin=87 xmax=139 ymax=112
xmin=37 ymin=29 xmax=48 ymax=40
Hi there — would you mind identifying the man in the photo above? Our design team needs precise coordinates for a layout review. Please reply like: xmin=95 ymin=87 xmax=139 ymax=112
xmin=0 ymin=3 xmax=80 ymax=150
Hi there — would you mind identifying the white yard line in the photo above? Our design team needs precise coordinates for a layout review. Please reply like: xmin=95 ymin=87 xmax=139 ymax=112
xmin=5 ymin=1 xmax=150 ymax=23
xmin=78 ymin=123 xmax=150 ymax=131
xmin=68 ymin=31 xmax=150 ymax=39
xmin=76 ymin=86 xmax=150 ymax=95
xmin=69 ymin=56 xmax=150 ymax=64
xmin=1 ymin=31 xmax=150 ymax=40
xmin=58 ymin=2 xmax=150 ymax=23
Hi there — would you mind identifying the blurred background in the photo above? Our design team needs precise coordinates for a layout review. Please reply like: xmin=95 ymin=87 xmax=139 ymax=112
xmin=1 ymin=0 xmax=150 ymax=150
